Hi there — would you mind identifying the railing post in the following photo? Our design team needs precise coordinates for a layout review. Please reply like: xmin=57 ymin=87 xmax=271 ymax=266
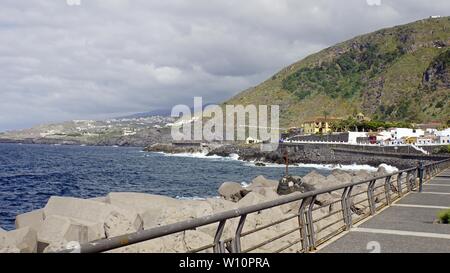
xmin=418 ymin=161 xmax=424 ymax=193
xmin=396 ymin=172 xmax=403 ymax=197
xmin=297 ymin=197 xmax=310 ymax=252
xmin=213 ymin=220 xmax=227 ymax=253
xmin=384 ymin=175 xmax=392 ymax=205
xmin=231 ymin=215 xmax=247 ymax=253
xmin=415 ymin=167 xmax=420 ymax=189
xmin=367 ymin=180 xmax=376 ymax=215
xmin=306 ymin=196 xmax=317 ymax=251
xmin=405 ymin=171 xmax=411 ymax=192
xmin=341 ymin=186 xmax=353 ymax=229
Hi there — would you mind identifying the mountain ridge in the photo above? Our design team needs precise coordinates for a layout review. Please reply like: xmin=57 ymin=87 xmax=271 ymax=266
xmin=224 ymin=17 xmax=450 ymax=127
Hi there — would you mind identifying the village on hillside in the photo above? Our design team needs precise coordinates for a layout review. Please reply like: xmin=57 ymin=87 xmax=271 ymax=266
xmin=279 ymin=113 xmax=450 ymax=147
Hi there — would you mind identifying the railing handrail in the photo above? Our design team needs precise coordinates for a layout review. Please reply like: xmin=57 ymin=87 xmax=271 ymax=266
xmin=70 ymin=157 xmax=450 ymax=253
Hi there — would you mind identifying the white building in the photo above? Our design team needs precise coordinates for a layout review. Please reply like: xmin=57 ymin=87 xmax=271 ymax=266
xmin=436 ymin=128 xmax=450 ymax=137
xmin=123 ymin=129 xmax=137 ymax=136
xmin=389 ymin=128 xmax=425 ymax=140
xmin=416 ymin=137 xmax=434 ymax=145
xmin=347 ymin=132 xmax=368 ymax=144
xmin=437 ymin=136 xmax=450 ymax=144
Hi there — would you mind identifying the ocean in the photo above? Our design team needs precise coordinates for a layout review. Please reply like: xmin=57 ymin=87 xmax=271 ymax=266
xmin=0 ymin=143 xmax=379 ymax=230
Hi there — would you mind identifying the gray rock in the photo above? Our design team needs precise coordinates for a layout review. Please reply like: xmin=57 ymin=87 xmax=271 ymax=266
xmin=218 ymin=182 xmax=250 ymax=202
xmin=237 ymin=192 xmax=266 ymax=207
xmin=38 ymin=215 xmax=104 ymax=252
xmin=15 ymin=209 xmax=44 ymax=233
xmin=352 ymin=170 xmax=373 ymax=181
xmin=250 ymin=186 xmax=279 ymax=200
xmin=0 ymin=227 xmax=37 ymax=253
xmin=330 ymin=169 xmax=353 ymax=183
xmin=301 ymin=171 xmax=326 ymax=188
xmin=44 ymin=196 xmax=143 ymax=238
xmin=250 ymin=175 xmax=278 ymax=189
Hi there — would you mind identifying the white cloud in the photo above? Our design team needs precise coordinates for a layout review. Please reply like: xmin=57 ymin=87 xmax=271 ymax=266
xmin=367 ymin=0 xmax=382 ymax=6
xmin=0 ymin=0 xmax=448 ymax=130
xmin=144 ymin=65 xmax=183 ymax=84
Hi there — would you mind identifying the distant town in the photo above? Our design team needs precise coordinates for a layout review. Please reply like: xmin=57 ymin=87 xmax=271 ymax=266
xmin=279 ymin=113 xmax=450 ymax=153
xmin=1 ymin=111 xmax=449 ymax=153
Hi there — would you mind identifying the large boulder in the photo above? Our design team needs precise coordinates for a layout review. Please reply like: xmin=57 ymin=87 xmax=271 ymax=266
xmin=301 ymin=171 xmax=326 ymax=189
xmin=106 ymin=192 xmax=181 ymax=229
xmin=0 ymin=227 xmax=37 ymax=253
xmin=107 ymin=230 xmax=214 ymax=253
xmin=330 ymin=169 xmax=353 ymax=183
xmin=250 ymin=186 xmax=279 ymax=200
xmin=240 ymin=220 xmax=297 ymax=253
xmin=237 ymin=192 xmax=266 ymax=207
xmin=249 ymin=176 xmax=278 ymax=189
xmin=38 ymin=215 xmax=104 ymax=252
xmin=313 ymin=207 xmax=343 ymax=240
xmin=44 ymin=196 xmax=143 ymax=238
xmin=90 ymin=196 xmax=107 ymax=203
xmin=315 ymin=192 xmax=342 ymax=210
xmin=205 ymin=198 xmax=237 ymax=213
xmin=322 ymin=174 xmax=347 ymax=189
xmin=218 ymin=182 xmax=250 ymax=202
xmin=15 ymin=209 xmax=44 ymax=233
xmin=106 ymin=192 xmax=180 ymax=215
xmin=145 ymin=199 xmax=214 ymax=230
xmin=183 ymin=230 xmax=214 ymax=253
xmin=352 ymin=170 xmax=373 ymax=181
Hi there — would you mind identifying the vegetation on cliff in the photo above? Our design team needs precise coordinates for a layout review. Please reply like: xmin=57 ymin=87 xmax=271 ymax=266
xmin=225 ymin=17 xmax=450 ymax=127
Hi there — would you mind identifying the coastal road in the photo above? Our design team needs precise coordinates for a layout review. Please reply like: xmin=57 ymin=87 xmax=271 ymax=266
xmin=317 ymin=169 xmax=450 ymax=253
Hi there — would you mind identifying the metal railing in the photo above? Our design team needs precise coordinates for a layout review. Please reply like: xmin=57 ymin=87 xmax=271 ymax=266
xmin=70 ymin=158 xmax=450 ymax=253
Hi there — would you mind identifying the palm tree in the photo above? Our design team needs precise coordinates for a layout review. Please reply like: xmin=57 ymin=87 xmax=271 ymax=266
xmin=323 ymin=110 xmax=330 ymax=132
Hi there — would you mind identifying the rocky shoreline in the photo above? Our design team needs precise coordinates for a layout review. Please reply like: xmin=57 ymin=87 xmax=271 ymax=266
xmin=0 ymin=165 xmax=395 ymax=253
xmin=144 ymin=142 xmax=437 ymax=169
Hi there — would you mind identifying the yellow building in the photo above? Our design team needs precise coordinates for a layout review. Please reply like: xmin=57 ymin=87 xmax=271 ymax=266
xmin=301 ymin=117 xmax=342 ymax=135
xmin=404 ymin=136 xmax=417 ymax=144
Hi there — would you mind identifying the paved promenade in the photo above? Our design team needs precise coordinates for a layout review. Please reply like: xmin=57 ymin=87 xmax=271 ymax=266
xmin=318 ymin=168 xmax=450 ymax=253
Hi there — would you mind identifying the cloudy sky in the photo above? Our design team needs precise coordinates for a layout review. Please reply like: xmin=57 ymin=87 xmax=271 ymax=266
xmin=0 ymin=0 xmax=448 ymax=131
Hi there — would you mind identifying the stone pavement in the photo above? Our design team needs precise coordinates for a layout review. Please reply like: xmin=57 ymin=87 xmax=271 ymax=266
xmin=318 ymin=169 xmax=450 ymax=253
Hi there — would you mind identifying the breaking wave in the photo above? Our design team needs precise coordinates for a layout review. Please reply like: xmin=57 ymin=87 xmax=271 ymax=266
xmin=153 ymin=151 xmax=398 ymax=172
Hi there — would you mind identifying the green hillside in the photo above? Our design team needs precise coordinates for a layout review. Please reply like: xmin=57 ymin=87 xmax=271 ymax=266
xmin=225 ymin=17 xmax=450 ymax=127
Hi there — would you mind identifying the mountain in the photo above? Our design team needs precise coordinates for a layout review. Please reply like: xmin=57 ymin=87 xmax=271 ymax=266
xmin=118 ymin=103 xmax=219 ymax=119
xmin=225 ymin=17 xmax=450 ymax=127
xmin=117 ymin=109 xmax=173 ymax=119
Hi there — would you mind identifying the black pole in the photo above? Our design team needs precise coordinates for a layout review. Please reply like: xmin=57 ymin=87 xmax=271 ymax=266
xmin=283 ymin=149 xmax=289 ymax=176
xmin=418 ymin=161 xmax=424 ymax=192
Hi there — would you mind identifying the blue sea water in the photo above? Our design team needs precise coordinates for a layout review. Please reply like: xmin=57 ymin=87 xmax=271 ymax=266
xmin=0 ymin=143 xmax=335 ymax=231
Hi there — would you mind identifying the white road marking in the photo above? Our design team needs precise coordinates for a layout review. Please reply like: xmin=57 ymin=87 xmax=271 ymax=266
xmin=419 ymin=192 xmax=450 ymax=195
xmin=392 ymin=204 xmax=450 ymax=209
xmin=425 ymin=184 xmax=450 ymax=187
xmin=352 ymin=228 xmax=450 ymax=240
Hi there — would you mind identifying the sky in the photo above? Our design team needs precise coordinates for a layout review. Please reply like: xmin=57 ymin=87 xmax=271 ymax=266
xmin=0 ymin=0 xmax=448 ymax=131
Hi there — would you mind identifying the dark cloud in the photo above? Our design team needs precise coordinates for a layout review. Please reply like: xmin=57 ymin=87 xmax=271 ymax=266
xmin=0 ymin=0 xmax=448 ymax=130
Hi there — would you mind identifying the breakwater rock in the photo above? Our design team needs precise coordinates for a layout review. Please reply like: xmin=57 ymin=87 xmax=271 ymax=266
xmin=0 ymin=166 xmax=396 ymax=253
xmin=143 ymin=143 xmax=205 ymax=154
xmin=207 ymin=143 xmax=436 ymax=169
